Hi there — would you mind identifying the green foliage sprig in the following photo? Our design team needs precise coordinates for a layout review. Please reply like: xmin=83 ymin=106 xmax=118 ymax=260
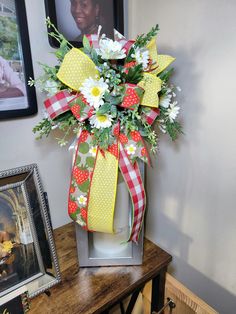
xmin=134 ymin=24 xmax=160 ymax=48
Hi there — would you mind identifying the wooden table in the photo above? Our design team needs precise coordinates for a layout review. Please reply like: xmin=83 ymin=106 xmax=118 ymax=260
xmin=31 ymin=223 xmax=172 ymax=314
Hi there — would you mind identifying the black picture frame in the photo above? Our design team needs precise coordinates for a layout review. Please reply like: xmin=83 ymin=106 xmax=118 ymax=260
xmin=0 ymin=0 xmax=37 ymax=120
xmin=44 ymin=0 xmax=124 ymax=48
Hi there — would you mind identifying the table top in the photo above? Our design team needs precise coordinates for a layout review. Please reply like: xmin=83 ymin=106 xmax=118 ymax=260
xmin=31 ymin=223 xmax=172 ymax=314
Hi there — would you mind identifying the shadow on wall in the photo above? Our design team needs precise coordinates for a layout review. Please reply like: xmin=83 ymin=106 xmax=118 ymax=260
xmin=145 ymin=210 xmax=236 ymax=314
xmin=145 ymin=46 xmax=203 ymax=254
xmin=169 ymin=256 xmax=236 ymax=314
xmin=144 ymin=47 xmax=236 ymax=311
xmin=144 ymin=211 xmax=193 ymax=261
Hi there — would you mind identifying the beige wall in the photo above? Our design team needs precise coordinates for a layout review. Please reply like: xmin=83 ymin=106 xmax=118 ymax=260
xmin=0 ymin=1 xmax=72 ymax=228
xmin=127 ymin=1 xmax=236 ymax=313
xmin=0 ymin=1 xmax=235 ymax=313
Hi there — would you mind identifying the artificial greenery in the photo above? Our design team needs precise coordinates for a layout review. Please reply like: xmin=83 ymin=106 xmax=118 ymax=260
xmin=32 ymin=21 xmax=182 ymax=150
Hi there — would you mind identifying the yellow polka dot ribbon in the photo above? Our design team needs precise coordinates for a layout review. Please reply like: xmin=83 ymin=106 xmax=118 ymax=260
xmin=137 ymin=36 xmax=175 ymax=108
xmin=138 ymin=73 xmax=162 ymax=108
xmin=57 ymin=48 xmax=99 ymax=91
xmin=87 ymin=150 xmax=118 ymax=233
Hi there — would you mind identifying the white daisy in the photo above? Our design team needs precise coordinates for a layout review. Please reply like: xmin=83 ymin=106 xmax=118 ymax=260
xmin=89 ymin=113 xmax=113 ymax=129
xmin=80 ymin=77 xmax=108 ymax=109
xmin=89 ymin=146 xmax=97 ymax=157
xmin=77 ymin=195 xmax=87 ymax=206
xmin=166 ymin=101 xmax=180 ymax=122
xmin=132 ymin=48 xmax=149 ymax=69
xmin=126 ymin=144 xmax=137 ymax=155
xmin=98 ymin=37 xmax=126 ymax=60
xmin=159 ymin=93 xmax=172 ymax=108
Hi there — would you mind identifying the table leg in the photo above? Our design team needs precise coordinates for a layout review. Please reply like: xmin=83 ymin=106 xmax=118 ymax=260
xmin=151 ymin=268 xmax=167 ymax=313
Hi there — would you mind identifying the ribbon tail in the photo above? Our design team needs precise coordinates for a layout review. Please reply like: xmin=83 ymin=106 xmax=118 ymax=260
xmin=119 ymin=144 xmax=146 ymax=243
xmin=87 ymin=149 xmax=119 ymax=233
xmin=68 ymin=131 xmax=94 ymax=229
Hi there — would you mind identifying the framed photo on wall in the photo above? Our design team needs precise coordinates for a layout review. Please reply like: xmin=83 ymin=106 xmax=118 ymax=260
xmin=44 ymin=0 xmax=124 ymax=48
xmin=0 ymin=0 xmax=37 ymax=119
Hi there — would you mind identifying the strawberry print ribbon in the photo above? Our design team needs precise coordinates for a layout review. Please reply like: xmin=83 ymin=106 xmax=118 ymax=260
xmin=44 ymin=90 xmax=151 ymax=242
xmin=68 ymin=130 xmax=95 ymax=228
xmin=68 ymin=128 xmax=146 ymax=243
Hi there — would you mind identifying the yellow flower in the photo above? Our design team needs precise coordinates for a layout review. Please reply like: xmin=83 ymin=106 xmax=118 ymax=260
xmin=2 ymin=241 xmax=13 ymax=253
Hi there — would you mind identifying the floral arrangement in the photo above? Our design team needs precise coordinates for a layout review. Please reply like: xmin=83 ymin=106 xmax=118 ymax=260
xmin=31 ymin=20 xmax=182 ymax=243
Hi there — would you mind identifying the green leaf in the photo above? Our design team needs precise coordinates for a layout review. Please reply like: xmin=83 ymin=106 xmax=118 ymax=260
xmin=79 ymin=142 xmax=89 ymax=154
xmin=158 ymin=68 xmax=174 ymax=82
xmin=110 ymin=96 xmax=123 ymax=105
xmin=69 ymin=212 xmax=77 ymax=220
xmin=97 ymin=103 xmax=111 ymax=114
xmin=32 ymin=118 xmax=53 ymax=139
xmin=134 ymin=24 xmax=159 ymax=48
xmin=79 ymin=179 xmax=90 ymax=193
xmin=86 ymin=157 xmax=95 ymax=168
xmin=83 ymin=35 xmax=91 ymax=51
xmin=76 ymin=155 xmax=81 ymax=165
xmin=166 ymin=120 xmax=183 ymax=141
xmin=54 ymin=110 xmax=73 ymax=123
xmin=123 ymin=64 xmax=143 ymax=84
xmin=91 ymin=48 xmax=99 ymax=65
xmin=136 ymin=87 xmax=144 ymax=98
xmin=125 ymin=47 xmax=135 ymax=63
xmin=110 ymin=105 xmax=117 ymax=118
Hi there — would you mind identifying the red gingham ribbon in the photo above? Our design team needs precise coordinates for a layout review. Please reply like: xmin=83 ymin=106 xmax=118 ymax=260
xmin=114 ymin=29 xmax=134 ymax=54
xmin=142 ymin=108 xmax=160 ymax=125
xmin=86 ymin=34 xmax=100 ymax=49
xmin=44 ymin=90 xmax=75 ymax=119
xmin=119 ymin=143 xmax=146 ymax=243
xmin=86 ymin=31 xmax=134 ymax=54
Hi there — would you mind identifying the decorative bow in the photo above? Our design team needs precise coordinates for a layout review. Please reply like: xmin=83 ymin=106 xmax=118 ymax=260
xmin=43 ymin=31 xmax=174 ymax=243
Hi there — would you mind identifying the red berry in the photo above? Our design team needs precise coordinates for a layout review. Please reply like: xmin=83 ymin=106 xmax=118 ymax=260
xmin=124 ymin=61 xmax=136 ymax=74
xmin=88 ymin=108 xmax=94 ymax=118
xmin=124 ymin=61 xmax=136 ymax=68
xmin=70 ymin=185 xmax=76 ymax=193
xmin=141 ymin=147 xmax=148 ymax=157
xmin=81 ymin=96 xmax=89 ymax=105
xmin=68 ymin=200 xmax=77 ymax=215
xmin=108 ymin=143 xmax=119 ymax=158
xmin=70 ymin=103 xmax=81 ymax=119
xmin=80 ymin=208 xmax=87 ymax=220
xmin=122 ymin=88 xmax=140 ymax=108
xmin=80 ymin=130 xmax=90 ymax=142
xmin=130 ymin=130 xmax=142 ymax=142
xmin=113 ymin=124 xmax=120 ymax=137
xmin=119 ymin=133 xmax=128 ymax=144
xmin=73 ymin=167 xmax=89 ymax=185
